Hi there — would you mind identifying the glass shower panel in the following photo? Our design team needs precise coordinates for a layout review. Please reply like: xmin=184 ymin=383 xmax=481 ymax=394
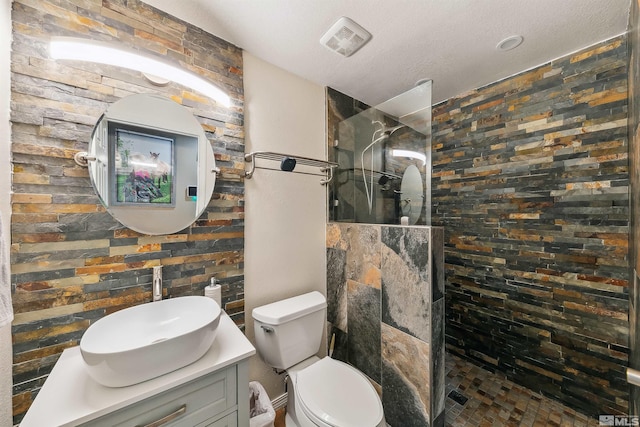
xmin=330 ymin=81 xmax=432 ymax=225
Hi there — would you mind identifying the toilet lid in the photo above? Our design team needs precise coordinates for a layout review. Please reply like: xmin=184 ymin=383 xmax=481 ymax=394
xmin=295 ymin=358 xmax=383 ymax=427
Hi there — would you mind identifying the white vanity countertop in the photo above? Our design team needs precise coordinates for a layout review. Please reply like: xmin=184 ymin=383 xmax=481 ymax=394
xmin=20 ymin=312 xmax=255 ymax=427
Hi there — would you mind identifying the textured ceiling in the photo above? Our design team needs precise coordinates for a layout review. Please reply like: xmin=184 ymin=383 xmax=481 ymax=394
xmin=142 ymin=0 xmax=630 ymax=105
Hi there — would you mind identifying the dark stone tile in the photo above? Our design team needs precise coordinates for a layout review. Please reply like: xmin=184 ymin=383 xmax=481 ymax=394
xmin=327 ymin=247 xmax=347 ymax=329
xmin=447 ymin=389 xmax=468 ymax=406
xmin=431 ymin=298 xmax=445 ymax=417
xmin=431 ymin=227 xmax=444 ymax=302
xmin=328 ymin=324 xmax=348 ymax=363
xmin=347 ymin=280 xmax=381 ymax=383
xmin=432 ymin=409 xmax=445 ymax=427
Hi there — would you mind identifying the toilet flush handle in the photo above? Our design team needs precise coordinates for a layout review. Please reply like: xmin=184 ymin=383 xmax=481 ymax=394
xmin=261 ymin=325 xmax=274 ymax=333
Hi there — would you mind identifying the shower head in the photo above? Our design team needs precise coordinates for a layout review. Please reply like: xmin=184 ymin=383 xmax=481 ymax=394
xmin=383 ymin=124 xmax=406 ymax=136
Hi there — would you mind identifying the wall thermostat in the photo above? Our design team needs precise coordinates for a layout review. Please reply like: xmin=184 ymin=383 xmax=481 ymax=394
xmin=186 ymin=186 xmax=197 ymax=201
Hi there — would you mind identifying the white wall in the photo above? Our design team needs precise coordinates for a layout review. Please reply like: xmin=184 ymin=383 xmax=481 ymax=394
xmin=1 ymin=0 xmax=12 ymax=425
xmin=243 ymin=52 xmax=327 ymax=399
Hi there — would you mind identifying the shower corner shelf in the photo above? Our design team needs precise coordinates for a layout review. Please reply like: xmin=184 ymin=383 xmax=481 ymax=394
xmin=244 ymin=151 xmax=339 ymax=185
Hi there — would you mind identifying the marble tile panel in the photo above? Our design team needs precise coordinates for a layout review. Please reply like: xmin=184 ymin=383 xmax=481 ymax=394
xmin=382 ymin=323 xmax=431 ymax=427
xmin=343 ymin=224 xmax=381 ymax=288
xmin=381 ymin=226 xmax=430 ymax=341
xmin=347 ymin=279 xmax=381 ymax=383
xmin=326 ymin=247 xmax=347 ymax=331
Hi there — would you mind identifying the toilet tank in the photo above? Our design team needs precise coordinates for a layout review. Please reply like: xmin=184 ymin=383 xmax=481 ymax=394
xmin=252 ymin=291 xmax=326 ymax=370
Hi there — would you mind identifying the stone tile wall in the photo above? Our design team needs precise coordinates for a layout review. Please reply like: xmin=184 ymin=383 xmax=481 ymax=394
xmin=10 ymin=1 xmax=245 ymax=423
xmin=628 ymin=0 xmax=640 ymax=415
xmin=326 ymin=223 xmax=445 ymax=427
xmin=432 ymin=36 xmax=629 ymax=417
xmin=628 ymin=1 xmax=640 ymax=415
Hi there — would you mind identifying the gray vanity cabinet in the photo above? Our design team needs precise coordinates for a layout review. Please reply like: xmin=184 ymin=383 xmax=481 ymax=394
xmin=82 ymin=361 xmax=248 ymax=427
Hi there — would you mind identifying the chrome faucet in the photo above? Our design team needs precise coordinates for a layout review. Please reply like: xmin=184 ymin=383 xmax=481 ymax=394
xmin=152 ymin=265 xmax=163 ymax=301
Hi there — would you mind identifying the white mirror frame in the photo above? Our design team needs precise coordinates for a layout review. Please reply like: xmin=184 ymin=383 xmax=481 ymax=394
xmin=86 ymin=94 xmax=218 ymax=235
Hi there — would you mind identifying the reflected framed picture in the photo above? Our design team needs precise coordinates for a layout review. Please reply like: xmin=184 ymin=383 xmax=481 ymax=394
xmin=108 ymin=122 xmax=176 ymax=207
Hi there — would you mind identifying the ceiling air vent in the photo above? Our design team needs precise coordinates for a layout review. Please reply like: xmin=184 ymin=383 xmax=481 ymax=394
xmin=320 ymin=17 xmax=372 ymax=57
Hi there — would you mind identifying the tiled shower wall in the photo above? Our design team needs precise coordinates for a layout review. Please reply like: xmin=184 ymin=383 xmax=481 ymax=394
xmin=326 ymin=223 xmax=445 ymax=427
xmin=628 ymin=0 xmax=640 ymax=415
xmin=432 ymin=36 xmax=629 ymax=417
xmin=10 ymin=1 xmax=245 ymax=423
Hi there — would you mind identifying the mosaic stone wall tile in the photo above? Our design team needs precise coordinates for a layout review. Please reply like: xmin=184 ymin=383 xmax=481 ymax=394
xmin=629 ymin=0 xmax=640 ymax=415
xmin=347 ymin=279 xmax=381 ymax=383
xmin=381 ymin=226 xmax=431 ymax=341
xmin=382 ymin=323 xmax=431 ymax=427
xmin=432 ymin=36 xmax=629 ymax=417
xmin=10 ymin=1 xmax=245 ymax=423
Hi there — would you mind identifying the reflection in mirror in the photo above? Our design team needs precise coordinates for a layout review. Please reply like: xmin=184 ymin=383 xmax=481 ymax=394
xmin=400 ymin=164 xmax=424 ymax=225
xmin=87 ymin=94 xmax=217 ymax=235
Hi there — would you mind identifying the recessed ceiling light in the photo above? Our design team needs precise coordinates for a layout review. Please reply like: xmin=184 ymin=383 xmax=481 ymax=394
xmin=496 ymin=35 xmax=524 ymax=51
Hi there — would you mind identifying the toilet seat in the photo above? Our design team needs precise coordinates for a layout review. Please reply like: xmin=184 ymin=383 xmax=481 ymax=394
xmin=294 ymin=357 xmax=384 ymax=427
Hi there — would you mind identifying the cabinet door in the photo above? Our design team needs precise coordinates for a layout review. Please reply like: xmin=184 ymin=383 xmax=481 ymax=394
xmin=84 ymin=366 xmax=237 ymax=427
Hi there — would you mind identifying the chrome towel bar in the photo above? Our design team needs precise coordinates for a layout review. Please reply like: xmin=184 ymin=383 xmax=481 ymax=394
xmin=244 ymin=151 xmax=338 ymax=184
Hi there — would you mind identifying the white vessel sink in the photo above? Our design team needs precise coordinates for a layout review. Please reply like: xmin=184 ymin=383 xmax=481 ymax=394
xmin=80 ymin=296 xmax=221 ymax=387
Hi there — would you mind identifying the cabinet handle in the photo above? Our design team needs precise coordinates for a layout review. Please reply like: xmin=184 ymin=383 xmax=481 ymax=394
xmin=136 ymin=404 xmax=187 ymax=427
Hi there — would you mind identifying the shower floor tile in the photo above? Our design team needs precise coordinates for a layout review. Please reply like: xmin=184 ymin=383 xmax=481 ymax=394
xmin=445 ymin=353 xmax=598 ymax=427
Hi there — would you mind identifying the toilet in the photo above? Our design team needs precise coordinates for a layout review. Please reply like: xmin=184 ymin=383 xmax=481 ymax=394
xmin=252 ymin=291 xmax=386 ymax=427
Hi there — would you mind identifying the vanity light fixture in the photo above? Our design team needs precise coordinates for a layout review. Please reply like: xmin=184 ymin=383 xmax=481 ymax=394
xmin=49 ymin=37 xmax=231 ymax=107
xmin=392 ymin=149 xmax=427 ymax=165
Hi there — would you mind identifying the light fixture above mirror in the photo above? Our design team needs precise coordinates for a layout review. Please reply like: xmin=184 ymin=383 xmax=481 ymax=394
xmin=49 ymin=37 xmax=231 ymax=108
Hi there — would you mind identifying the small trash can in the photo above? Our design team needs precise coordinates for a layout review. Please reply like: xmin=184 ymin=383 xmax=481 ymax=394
xmin=249 ymin=381 xmax=276 ymax=427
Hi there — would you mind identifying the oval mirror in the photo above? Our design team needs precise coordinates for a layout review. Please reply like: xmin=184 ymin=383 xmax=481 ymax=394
xmin=400 ymin=164 xmax=424 ymax=225
xmin=87 ymin=94 xmax=217 ymax=235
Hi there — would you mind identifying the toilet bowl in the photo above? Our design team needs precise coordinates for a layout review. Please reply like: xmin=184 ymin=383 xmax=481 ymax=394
xmin=252 ymin=291 xmax=386 ymax=427
xmin=286 ymin=356 xmax=385 ymax=427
